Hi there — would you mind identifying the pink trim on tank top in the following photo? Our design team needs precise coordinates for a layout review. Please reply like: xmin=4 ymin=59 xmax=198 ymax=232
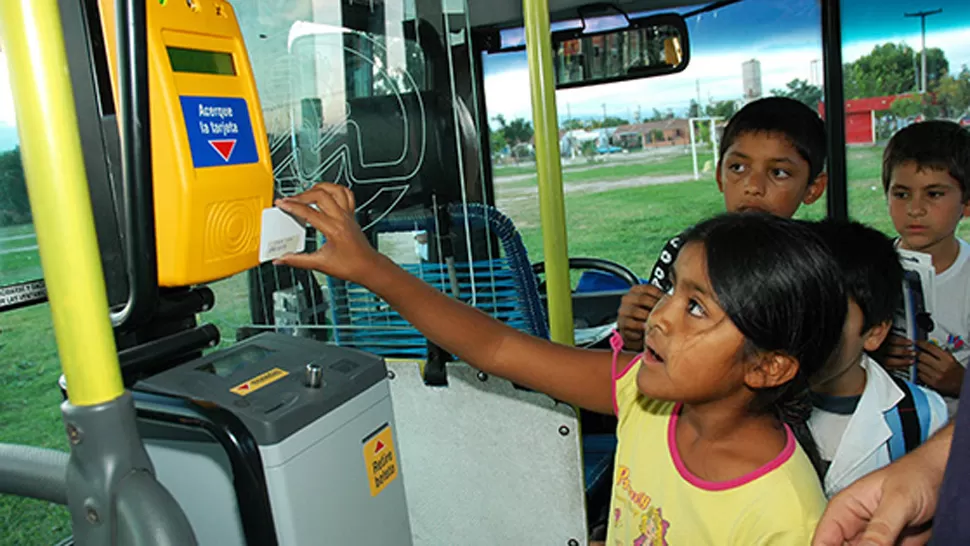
xmin=610 ymin=330 xmax=641 ymax=416
xmin=667 ymin=402 xmax=796 ymax=491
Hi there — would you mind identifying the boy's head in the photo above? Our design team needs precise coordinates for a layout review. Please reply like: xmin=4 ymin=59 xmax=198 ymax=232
xmin=810 ymin=219 xmax=902 ymax=387
xmin=882 ymin=120 xmax=970 ymax=254
xmin=716 ymin=97 xmax=828 ymax=218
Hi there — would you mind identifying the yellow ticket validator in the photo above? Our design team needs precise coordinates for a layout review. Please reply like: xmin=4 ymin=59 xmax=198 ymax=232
xmin=98 ymin=0 xmax=273 ymax=286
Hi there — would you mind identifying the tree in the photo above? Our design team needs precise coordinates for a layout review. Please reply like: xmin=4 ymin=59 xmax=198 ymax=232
xmin=843 ymin=43 xmax=948 ymax=99
xmin=771 ymin=79 xmax=823 ymax=109
xmin=562 ymin=118 xmax=586 ymax=130
xmin=0 ymin=147 xmax=30 ymax=226
xmin=491 ymin=115 xmax=534 ymax=148
xmin=889 ymin=94 xmax=940 ymax=120
xmin=589 ymin=116 xmax=629 ymax=129
xmin=705 ymin=100 xmax=737 ymax=119
xmin=489 ymin=127 xmax=507 ymax=156
xmin=934 ymin=65 xmax=970 ymax=118
xmin=698 ymin=121 xmax=711 ymax=145
xmin=688 ymin=99 xmax=701 ymax=118
xmin=503 ymin=118 xmax=534 ymax=146
xmin=890 ymin=96 xmax=923 ymax=119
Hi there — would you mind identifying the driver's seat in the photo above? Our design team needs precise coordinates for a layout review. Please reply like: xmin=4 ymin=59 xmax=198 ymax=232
xmin=327 ymin=202 xmax=549 ymax=357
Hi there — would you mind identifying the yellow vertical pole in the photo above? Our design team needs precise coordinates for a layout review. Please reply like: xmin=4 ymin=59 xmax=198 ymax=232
xmin=523 ymin=0 xmax=574 ymax=345
xmin=0 ymin=0 xmax=124 ymax=406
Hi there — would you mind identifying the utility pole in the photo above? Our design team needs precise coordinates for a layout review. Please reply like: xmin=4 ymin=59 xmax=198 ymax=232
xmin=904 ymin=8 xmax=942 ymax=94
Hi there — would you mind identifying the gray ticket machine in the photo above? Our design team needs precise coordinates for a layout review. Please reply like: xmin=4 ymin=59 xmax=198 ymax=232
xmin=132 ymin=332 xmax=413 ymax=545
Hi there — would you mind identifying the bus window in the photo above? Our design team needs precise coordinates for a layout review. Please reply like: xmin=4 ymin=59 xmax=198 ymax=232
xmin=0 ymin=54 xmax=40 ymax=288
xmin=842 ymin=0 xmax=970 ymax=238
xmin=0 ymin=45 xmax=72 ymax=545
xmin=481 ymin=0 xmax=827 ymax=281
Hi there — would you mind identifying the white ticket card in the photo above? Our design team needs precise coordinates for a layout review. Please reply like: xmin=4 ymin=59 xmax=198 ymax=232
xmin=259 ymin=207 xmax=306 ymax=263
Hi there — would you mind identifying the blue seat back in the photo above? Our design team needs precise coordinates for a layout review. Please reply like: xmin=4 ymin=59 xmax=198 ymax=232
xmin=327 ymin=202 xmax=549 ymax=357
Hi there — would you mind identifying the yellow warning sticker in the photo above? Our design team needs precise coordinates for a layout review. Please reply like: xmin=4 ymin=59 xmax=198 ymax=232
xmin=230 ymin=367 xmax=288 ymax=396
xmin=363 ymin=425 xmax=398 ymax=497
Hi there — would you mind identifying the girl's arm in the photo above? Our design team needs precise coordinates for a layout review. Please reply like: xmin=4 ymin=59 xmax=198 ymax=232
xmin=361 ymin=252 xmax=615 ymax=413
xmin=274 ymin=183 xmax=618 ymax=414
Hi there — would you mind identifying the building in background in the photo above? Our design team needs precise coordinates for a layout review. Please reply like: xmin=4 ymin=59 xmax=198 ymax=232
xmin=742 ymin=59 xmax=762 ymax=103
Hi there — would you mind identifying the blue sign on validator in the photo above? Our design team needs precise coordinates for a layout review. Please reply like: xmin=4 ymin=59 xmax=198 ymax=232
xmin=180 ymin=96 xmax=259 ymax=168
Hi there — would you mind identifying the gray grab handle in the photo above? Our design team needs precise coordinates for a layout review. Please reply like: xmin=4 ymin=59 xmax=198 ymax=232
xmin=0 ymin=443 xmax=69 ymax=505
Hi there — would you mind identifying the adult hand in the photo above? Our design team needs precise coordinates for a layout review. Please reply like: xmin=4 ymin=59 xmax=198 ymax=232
xmin=617 ymin=284 xmax=664 ymax=351
xmin=813 ymin=423 xmax=952 ymax=546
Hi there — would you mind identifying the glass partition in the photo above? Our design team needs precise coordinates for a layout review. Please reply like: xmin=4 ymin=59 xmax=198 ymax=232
xmin=205 ymin=0 xmax=494 ymax=351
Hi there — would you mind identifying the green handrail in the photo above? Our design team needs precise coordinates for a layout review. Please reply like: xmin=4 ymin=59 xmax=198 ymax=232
xmin=522 ymin=0 xmax=574 ymax=345
xmin=0 ymin=0 xmax=125 ymax=406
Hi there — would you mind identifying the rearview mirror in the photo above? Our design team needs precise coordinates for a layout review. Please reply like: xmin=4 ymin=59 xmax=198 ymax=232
xmin=552 ymin=12 xmax=690 ymax=89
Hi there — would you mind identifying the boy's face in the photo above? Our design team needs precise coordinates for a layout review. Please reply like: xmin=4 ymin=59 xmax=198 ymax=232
xmin=887 ymin=161 xmax=970 ymax=253
xmin=716 ymin=131 xmax=827 ymax=218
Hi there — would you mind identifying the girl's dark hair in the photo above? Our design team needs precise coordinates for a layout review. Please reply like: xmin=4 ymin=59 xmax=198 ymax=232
xmin=682 ymin=213 xmax=846 ymax=478
xmin=812 ymin=219 xmax=902 ymax=334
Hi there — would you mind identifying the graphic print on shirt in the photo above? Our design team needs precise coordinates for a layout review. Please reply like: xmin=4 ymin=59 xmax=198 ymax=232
xmin=929 ymin=331 xmax=969 ymax=368
xmin=648 ymin=235 xmax=683 ymax=290
xmin=613 ymin=465 xmax=671 ymax=546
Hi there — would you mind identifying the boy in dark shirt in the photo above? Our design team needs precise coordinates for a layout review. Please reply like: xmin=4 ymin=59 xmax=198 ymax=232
xmin=617 ymin=97 xmax=828 ymax=350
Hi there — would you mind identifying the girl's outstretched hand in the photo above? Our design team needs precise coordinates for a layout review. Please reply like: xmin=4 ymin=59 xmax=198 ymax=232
xmin=272 ymin=183 xmax=382 ymax=284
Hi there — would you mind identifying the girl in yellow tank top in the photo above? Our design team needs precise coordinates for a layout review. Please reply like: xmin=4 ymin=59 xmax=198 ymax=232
xmin=273 ymin=184 xmax=845 ymax=546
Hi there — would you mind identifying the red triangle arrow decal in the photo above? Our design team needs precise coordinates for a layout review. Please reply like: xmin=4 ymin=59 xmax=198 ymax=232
xmin=238 ymin=383 xmax=250 ymax=391
xmin=375 ymin=440 xmax=385 ymax=453
xmin=209 ymin=139 xmax=237 ymax=161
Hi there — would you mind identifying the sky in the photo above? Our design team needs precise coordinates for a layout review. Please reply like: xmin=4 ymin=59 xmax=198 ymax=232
xmin=1 ymin=0 xmax=968 ymax=145
xmin=484 ymin=0 xmax=970 ymax=122
xmin=0 ymin=54 xmax=16 ymax=150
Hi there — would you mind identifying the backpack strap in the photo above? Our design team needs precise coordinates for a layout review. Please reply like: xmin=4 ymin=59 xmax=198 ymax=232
xmin=885 ymin=405 xmax=905 ymax=462
xmin=886 ymin=375 xmax=922 ymax=461
xmin=907 ymin=380 xmax=932 ymax=444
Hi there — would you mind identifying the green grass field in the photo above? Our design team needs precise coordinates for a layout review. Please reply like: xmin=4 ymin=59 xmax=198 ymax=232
xmin=2 ymin=143 xmax=969 ymax=544
xmin=499 ymin=145 xmax=903 ymax=276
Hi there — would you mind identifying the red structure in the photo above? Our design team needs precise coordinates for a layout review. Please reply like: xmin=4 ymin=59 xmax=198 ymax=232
xmin=818 ymin=94 xmax=917 ymax=144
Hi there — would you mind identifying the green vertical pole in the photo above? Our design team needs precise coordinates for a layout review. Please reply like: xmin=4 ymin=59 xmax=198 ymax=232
xmin=0 ymin=0 xmax=125 ymax=406
xmin=523 ymin=0 xmax=574 ymax=345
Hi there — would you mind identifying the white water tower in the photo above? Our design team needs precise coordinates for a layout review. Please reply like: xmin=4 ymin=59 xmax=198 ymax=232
xmin=742 ymin=59 xmax=762 ymax=102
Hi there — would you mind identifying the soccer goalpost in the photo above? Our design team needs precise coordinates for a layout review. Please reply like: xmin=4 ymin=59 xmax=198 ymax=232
xmin=688 ymin=117 xmax=723 ymax=180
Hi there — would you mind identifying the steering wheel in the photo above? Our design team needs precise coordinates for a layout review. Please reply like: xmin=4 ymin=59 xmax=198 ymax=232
xmin=531 ymin=257 xmax=640 ymax=294
xmin=531 ymin=257 xmax=640 ymax=348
